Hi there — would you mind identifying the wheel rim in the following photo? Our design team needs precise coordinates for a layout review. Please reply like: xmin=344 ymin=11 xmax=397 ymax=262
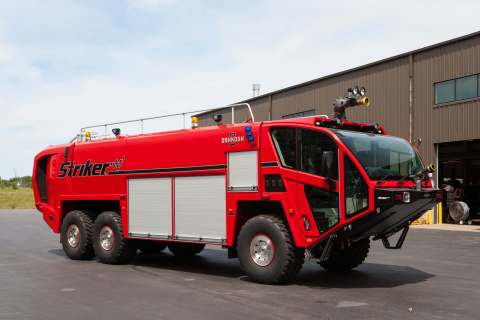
xmin=249 ymin=234 xmax=274 ymax=267
xmin=99 ymin=226 xmax=114 ymax=251
xmin=66 ymin=224 xmax=81 ymax=248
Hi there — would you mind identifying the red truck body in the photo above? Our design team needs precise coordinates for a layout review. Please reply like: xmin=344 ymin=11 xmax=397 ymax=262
xmin=33 ymin=113 xmax=441 ymax=284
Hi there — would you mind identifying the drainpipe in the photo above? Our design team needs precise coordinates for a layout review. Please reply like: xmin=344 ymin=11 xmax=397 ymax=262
xmin=408 ymin=54 xmax=414 ymax=143
xmin=268 ymin=94 xmax=273 ymax=120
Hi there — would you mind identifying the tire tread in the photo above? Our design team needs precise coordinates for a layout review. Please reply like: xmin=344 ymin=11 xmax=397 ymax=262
xmin=319 ymin=238 xmax=370 ymax=271
xmin=237 ymin=214 xmax=304 ymax=284
xmin=61 ymin=210 xmax=95 ymax=260
xmin=94 ymin=211 xmax=135 ymax=264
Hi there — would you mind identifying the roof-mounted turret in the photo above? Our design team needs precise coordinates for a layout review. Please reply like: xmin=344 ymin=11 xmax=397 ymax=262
xmin=333 ymin=86 xmax=370 ymax=121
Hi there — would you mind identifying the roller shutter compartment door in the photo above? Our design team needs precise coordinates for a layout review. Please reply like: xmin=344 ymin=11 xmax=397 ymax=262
xmin=174 ymin=175 xmax=226 ymax=242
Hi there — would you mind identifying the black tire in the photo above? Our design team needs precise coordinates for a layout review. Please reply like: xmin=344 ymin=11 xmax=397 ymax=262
xmin=137 ymin=241 xmax=167 ymax=254
xmin=237 ymin=215 xmax=305 ymax=284
xmin=60 ymin=210 xmax=95 ymax=260
xmin=319 ymin=238 xmax=370 ymax=271
xmin=168 ymin=243 xmax=205 ymax=257
xmin=92 ymin=211 xmax=136 ymax=264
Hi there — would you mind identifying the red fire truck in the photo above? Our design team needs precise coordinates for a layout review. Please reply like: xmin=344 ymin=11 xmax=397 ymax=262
xmin=32 ymin=87 xmax=441 ymax=284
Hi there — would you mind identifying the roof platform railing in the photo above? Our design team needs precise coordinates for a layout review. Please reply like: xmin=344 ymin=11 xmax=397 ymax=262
xmin=71 ymin=103 xmax=255 ymax=142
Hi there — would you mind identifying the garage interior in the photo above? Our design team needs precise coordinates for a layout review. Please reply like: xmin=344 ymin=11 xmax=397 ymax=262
xmin=438 ymin=139 xmax=480 ymax=224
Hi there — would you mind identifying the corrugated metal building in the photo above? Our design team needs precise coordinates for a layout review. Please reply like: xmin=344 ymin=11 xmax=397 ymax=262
xmin=197 ymin=31 xmax=480 ymax=224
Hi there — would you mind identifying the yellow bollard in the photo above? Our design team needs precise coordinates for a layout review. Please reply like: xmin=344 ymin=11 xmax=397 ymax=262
xmin=427 ymin=209 xmax=433 ymax=224
xmin=438 ymin=202 xmax=443 ymax=224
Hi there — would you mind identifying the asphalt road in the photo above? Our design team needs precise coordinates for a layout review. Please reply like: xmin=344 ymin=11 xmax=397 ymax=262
xmin=1 ymin=210 xmax=479 ymax=320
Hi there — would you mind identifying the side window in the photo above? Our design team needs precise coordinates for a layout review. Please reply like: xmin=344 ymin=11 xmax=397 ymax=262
xmin=435 ymin=80 xmax=455 ymax=104
xmin=434 ymin=74 xmax=479 ymax=105
xmin=344 ymin=155 xmax=369 ymax=217
xmin=300 ymin=129 xmax=338 ymax=179
xmin=456 ymin=75 xmax=478 ymax=100
xmin=270 ymin=128 xmax=296 ymax=168
xmin=304 ymin=185 xmax=339 ymax=232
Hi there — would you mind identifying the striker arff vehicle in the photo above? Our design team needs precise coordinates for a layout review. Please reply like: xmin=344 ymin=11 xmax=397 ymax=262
xmin=32 ymin=87 xmax=441 ymax=284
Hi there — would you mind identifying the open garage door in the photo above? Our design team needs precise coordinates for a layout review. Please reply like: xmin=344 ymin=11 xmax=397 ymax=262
xmin=438 ymin=140 xmax=480 ymax=225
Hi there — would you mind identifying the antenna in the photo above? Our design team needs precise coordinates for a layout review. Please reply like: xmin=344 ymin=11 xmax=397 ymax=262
xmin=252 ymin=83 xmax=260 ymax=97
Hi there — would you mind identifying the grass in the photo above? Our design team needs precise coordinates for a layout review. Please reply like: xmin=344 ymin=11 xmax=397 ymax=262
xmin=0 ymin=187 xmax=35 ymax=209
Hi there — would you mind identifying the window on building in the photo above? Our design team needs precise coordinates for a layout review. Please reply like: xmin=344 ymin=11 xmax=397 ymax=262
xmin=456 ymin=75 xmax=478 ymax=100
xmin=435 ymin=80 xmax=455 ymax=104
xmin=435 ymin=74 xmax=480 ymax=105
xmin=282 ymin=109 xmax=315 ymax=119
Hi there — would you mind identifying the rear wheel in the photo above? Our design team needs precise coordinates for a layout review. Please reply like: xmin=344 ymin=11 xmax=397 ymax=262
xmin=60 ymin=210 xmax=95 ymax=260
xmin=319 ymin=238 xmax=370 ymax=271
xmin=168 ymin=243 xmax=205 ymax=257
xmin=237 ymin=215 xmax=304 ymax=284
xmin=137 ymin=241 xmax=167 ymax=254
xmin=93 ymin=211 xmax=136 ymax=264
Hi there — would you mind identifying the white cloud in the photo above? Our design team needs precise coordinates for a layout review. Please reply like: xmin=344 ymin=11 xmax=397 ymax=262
xmin=0 ymin=0 xmax=479 ymax=177
xmin=0 ymin=33 xmax=41 ymax=84
xmin=127 ymin=0 xmax=178 ymax=9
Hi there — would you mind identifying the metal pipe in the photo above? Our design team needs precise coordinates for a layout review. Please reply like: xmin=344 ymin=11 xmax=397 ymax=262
xmin=80 ymin=107 xmax=213 ymax=131
xmin=226 ymin=103 xmax=255 ymax=123
xmin=408 ymin=54 xmax=414 ymax=143
xmin=268 ymin=94 xmax=273 ymax=120
xmin=78 ymin=103 xmax=256 ymax=141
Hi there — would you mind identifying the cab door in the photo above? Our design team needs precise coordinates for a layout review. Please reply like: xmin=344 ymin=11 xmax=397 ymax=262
xmin=270 ymin=127 xmax=341 ymax=237
xmin=295 ymin=128 xmax=340 ymax=237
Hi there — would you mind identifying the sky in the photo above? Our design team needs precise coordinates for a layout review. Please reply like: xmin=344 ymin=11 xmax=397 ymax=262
xmin=0 ymin=0 xmax=479 ymax=178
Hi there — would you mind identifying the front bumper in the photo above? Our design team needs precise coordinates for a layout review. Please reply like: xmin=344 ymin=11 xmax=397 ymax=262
xmin=346 ymin=188 xmax=442 ymax=240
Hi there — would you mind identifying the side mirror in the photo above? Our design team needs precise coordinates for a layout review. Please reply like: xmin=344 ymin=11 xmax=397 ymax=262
xmin=321 ymin=151 xmax=335 ymax=178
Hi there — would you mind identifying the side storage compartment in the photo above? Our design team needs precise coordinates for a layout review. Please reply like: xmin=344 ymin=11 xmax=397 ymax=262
xmin=128 ymin=177 xmax=172 ymax=239
xmin=228 ymin=151 xmax=258 ymax=191
xmin=174 ymin=175 xmax=226 ymax=242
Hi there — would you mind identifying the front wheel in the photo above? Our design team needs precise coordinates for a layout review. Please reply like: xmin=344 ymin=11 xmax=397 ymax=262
xmin=237 ymin=215 xmax=304 ymax=284
xmin=92 ymin=211 xmax=136 ymax=264
xmin=319 ymin=238 xmax=370 ymax=271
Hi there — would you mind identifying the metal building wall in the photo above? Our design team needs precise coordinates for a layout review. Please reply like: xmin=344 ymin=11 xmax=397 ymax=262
xmin=198 ymin=57 xmax=411 ymax=140
xmin=413 ymin=36 xmax=480 ymax=165
xmin=269 ymin=57 xmax=411 ymax=140
xmin=196 ymin=33 xmax=480 ymax=168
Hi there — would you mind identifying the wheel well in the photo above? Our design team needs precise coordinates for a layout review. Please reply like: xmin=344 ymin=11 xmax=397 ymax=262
xmin=234 ymin=200 xmax=285 ymax=240
xmin=61 ymin=200 xmax=120 ymax=221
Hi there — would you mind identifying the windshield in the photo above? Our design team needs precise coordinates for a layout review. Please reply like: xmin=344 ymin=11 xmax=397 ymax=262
xmin=335 ymin=130 xmax=423 ymax=180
